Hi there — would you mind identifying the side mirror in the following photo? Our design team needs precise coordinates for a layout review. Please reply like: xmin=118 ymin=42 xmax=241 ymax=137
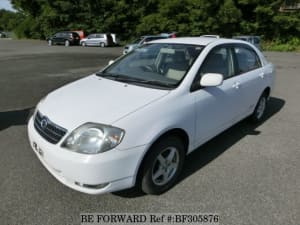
xmin=108 ymin=60 xmax=114 ymax=65
xmin=200 ymin=73 xmax=223 ymax=87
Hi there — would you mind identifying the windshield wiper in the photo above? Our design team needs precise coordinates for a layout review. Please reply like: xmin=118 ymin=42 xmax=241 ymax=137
xmin=96 ymin=72 xmax=136 ymax=81
xmin=114 ymin=76 xmax=176 ymax=88
xmin=96 ymin=72 xmax=176 ymax=88
xmin=136 ymin=79 xmax=176 ymax=88
xmin=96 ymin=71 xmax=117 ymax=78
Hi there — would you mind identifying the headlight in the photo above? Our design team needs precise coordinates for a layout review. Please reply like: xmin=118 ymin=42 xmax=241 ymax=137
xmin=61 ymin=123 xmax=125 ymax=154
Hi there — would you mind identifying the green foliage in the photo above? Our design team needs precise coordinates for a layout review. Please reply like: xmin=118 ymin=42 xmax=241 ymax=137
xmin=0 ymin=9 xmax=20 ymax=31
xmin=216 ymin=0 xmax=242 ymax=37
xmin=0 ymin=0 xmax=299 ymax=51
xmin=262 ymin=38 xmax=300 ymax=52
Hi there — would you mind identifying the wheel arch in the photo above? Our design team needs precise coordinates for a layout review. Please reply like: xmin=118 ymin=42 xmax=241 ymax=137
xmin=134 ymin=128 xmax=189 ymax=187
xmin=263 ymin=86 xmax=271 ymax=99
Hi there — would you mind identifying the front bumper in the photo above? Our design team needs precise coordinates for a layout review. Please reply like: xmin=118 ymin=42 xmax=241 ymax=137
xmin=27 ymin=117 xmax=146 ymax=194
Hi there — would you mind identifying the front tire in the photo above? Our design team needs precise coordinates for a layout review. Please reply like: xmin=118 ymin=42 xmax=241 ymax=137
xmin=81 ymin=41 xmax=86 ymax=47
xmin=250 ymin=93 xmax=268 ymax=123
xmin=141 ymin=136 xmax=185 ymax=195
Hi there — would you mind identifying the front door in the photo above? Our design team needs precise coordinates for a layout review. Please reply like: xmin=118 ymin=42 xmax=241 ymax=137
xmin=191 ymin=45 xmax=245 ymax=146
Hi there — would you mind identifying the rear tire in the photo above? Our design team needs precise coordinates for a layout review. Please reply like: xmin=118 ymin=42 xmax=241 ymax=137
xmin=140 ymin=136 xmax=185 ymax=195
xmin=100 ymin=42 xmax=105 ymax=48
xmin=250 ymin=93 xmax=268 ymax=123
xmin=48 ymin=40 xmax=52 ymax=46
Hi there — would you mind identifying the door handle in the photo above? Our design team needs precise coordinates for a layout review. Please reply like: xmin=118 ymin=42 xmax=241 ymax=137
xmin=232 ymin=82 xmax=240 ymax=89
xmin=259 ymin=72 xmax=265 ymax=79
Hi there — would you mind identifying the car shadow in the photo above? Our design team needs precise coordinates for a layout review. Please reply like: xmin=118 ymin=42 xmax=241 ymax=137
xmin=113 ymin=97 xmax=285 ymax=198
xmin=0 ymin=107 xmax=34 ymax=131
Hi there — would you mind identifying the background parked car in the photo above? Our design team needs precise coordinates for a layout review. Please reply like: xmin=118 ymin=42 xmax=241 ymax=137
xmin=80 ymin=33 xmax=115 ymax=47
xmin=0 ymin=31 xmax=7 ymax=38
xmin=111 ymin=33 xmax=120 ymax=46
xmin=233 ymin=35 xmax=261 ymax=49
xmin=72 ymin=30 xmax=86 ymax=40
xmin=47 ymin=31 xmax=80 ymax=46
xmin=123 ymin=35 xmax=170 ymax=54
xmin=201 ymin=34 xmax=220 ymax=38
xmin=160 ymin=32 xmax=177 ymax=38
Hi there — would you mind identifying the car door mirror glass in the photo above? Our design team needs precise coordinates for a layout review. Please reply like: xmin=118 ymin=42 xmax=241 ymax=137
xmin=200 ymin=73 xmax=223 ymax=87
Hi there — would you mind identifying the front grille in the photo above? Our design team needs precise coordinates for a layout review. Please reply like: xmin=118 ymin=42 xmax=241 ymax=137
xmin=34 ymin=111 xmax=67 ymax=144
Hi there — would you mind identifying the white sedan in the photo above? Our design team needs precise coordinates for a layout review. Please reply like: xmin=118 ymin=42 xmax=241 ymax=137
xmin=28 ymin=37 xmax=275 ymax=195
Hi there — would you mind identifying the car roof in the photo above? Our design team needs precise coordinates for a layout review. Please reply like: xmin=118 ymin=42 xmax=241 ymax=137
xmin=150 ymin=37 xmax=239 ymax=46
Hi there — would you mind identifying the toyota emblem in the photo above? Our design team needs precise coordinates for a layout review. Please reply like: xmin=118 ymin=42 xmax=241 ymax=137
xmin=40 ymin=117 xmax=48 ymax=129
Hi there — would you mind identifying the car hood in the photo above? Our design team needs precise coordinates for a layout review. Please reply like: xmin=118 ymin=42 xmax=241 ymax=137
xmin=38 ymin=75 xmax=169 ymax=131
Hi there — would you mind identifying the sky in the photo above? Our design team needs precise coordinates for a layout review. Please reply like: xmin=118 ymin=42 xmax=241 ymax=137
xmin=0 ymin=0 xmax=15 ymax=11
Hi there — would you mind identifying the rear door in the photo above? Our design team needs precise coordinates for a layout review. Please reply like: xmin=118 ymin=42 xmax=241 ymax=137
xmin=60 ymin=32 xmax=68 ymax=44
xmin=95 ymin=34 xmax=103 ymax=45
xmin=52 ymin=32 xmax=62 ymax=44
xmin=232 ymin=44 xmax=265 ymax=115
xmin=88 ymin=34 xmax=97 ymax=45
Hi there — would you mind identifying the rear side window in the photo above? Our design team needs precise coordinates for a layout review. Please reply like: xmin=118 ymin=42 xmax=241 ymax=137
xmin=234 ymin=47 xmax=261 ymax=74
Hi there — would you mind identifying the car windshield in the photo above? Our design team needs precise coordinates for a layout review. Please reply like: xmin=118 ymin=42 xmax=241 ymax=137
xmin=97 ymin=43 xmax=204 ymax=89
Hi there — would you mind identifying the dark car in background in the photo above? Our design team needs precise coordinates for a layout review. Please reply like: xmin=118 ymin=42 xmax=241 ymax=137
xmin=47 ymin=31 xmax=80 ymax=46
xmin=0 ymin=31 xmax=7 ymax=38
xmin=233 ymin=35 xmax=261 ymax=50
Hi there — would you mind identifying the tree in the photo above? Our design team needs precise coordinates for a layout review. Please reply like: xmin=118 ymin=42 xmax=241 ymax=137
xmin=7 ymin=0 xmax=300 ymax=42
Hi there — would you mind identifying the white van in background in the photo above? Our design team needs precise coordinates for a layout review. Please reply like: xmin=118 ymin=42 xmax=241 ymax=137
xmin=80 ymin=33 xmax=117 ymax=47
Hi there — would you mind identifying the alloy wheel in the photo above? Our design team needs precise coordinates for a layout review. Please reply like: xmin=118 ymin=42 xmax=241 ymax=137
xmin=151 ymin=147 xmax=179 ymax=186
